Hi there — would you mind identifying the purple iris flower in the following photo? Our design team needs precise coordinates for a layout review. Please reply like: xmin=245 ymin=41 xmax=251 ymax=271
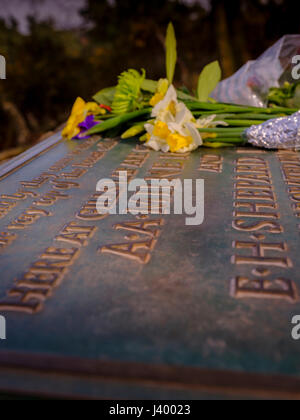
xmin=73 ymin=115 xmax=100 ymax=140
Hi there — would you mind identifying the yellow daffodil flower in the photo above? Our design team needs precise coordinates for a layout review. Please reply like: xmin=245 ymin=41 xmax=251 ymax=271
xmin=149 ymin=79 xmax=169 ymax=106
xmin=150 ymin=93 xmax=164 ymax=107
xmin=62 ymin=97 xmax=103 ymax=140
xmin=166 ymin=133 xmax=193 ymax=153
xmin=153 ymin=121 xmax=171 ymax=139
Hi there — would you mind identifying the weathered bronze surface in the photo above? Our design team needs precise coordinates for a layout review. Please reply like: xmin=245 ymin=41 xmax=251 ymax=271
xmin=0 ymin=132 xmax=300 ymax=399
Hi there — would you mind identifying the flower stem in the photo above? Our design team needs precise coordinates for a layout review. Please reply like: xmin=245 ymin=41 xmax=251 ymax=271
xmin=222 ymin=119 xmax=262 ymax=127
xmin=198 ymin=127 xmax=245 ymax=134
xmin=87 ymin=108 xmax=152 ymax=135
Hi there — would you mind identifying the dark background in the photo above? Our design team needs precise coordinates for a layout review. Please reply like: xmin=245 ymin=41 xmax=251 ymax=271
xmin=0 ymin=0 xmax=299 ymax=155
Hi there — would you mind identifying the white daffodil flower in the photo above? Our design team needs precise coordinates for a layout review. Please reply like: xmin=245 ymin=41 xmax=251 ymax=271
xmin=151 ymin=85 xmax=178 ymax=122
xmin=184 ymin=122 xmax=203 ymax=149
xmin=145 ymin=85 xmax=226 ymax=153
xmin=147 ymin=137 xmax=170 ymax=153
xmin=174 ymin=102 xmax=195 ymax=126
xmin=144 ymin=122 xmax=169 ymax=152
xmin=167 ymin=121 xmax=202 ymax=151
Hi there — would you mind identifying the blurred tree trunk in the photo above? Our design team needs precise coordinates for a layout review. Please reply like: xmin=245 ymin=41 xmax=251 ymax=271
xmin=2 ymin=101 xmax=30 ymax=147
xmin=212 ymin=0 xmax=253 ymax=77
xmin=0 ymin=146 xmax=26 ymax=162
xmin=232 ymin=16 xmax=252 ymax=68
xmin=212 ymin=0 xmax=235 ymax=78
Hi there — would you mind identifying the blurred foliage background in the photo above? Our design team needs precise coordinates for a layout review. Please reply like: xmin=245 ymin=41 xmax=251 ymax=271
xmin=0 ymin=0 xmax=299 ymax=155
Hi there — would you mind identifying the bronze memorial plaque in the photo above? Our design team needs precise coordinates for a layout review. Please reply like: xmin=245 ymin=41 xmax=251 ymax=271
xmin=0 ymin=131 xmax=300 ymax=399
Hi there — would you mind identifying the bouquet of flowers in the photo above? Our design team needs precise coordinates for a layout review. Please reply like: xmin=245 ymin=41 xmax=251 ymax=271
xmin=63 ymin=24 xmax=300 ymax=153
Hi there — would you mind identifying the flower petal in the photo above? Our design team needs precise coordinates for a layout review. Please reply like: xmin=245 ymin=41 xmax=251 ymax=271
xmin=151 ymin=85 xmax=177 ymax=118
xmin=185 ymin=122 xmax=203 ymax=147
xmin=175 ymin=102 xmax=194 ymax=125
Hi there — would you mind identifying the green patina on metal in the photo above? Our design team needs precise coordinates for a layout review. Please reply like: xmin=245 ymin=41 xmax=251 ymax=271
xmin=0 ymin=133 xmax=300 ymax=399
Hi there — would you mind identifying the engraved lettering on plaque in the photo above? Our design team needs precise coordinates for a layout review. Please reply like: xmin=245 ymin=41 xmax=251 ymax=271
xmin=1 ymin=191 xmax=39 ymax=200
xmin=237 ymin=148 xmax=266 ymax=154
xmin=72 ymin=151 xmax=104 ymax=168
xmin=277 ymin=152 xmax=300 ymax=219
xmin=199 ymin=154 xmax=223 ymax=173
xmin=8 ymin=207 xmax=51 ymax=230
xmin=50 ymin=180 xmax=80 ymax=190
xmin=49 ymin=157 xmax=73 ymax=172
xmin=159 ymin=152 xmax=190 ymax=159
xmin=230 ymin=277 xmax=298 ymax=302
xmin=289 ymin=187 xmax=300 ymax=202
xmin=233 ymin=202 xmax=279 ymax=219
xmin=114 ymin=219 xmax=164 ymax=238
xmin=112 ymin=168 xmax=138 ymax=181
xmin=60 ymin=168 xmax=87 ymax=179
xmin=20 ymin=173 xmax=57 ymax=189
xmin=232 ymin=241 xmax=292 ymax=268
xmin=152 ymin=160 xmax=185 ymax=171
xmin=232 ymin=220 xmax=283 ymax=233
xmin=0 ymin=200 xmax=17 ymax=219
xmin=121 ymin=152 xmax=149 ymax=169
xmin=0 ymin=200 xmax=17 ymax=211
xmin=0 ymin=248 xmax=80 ymax=313
xmin=97 ymin=139 xmax=118 ymax=152
xmin=56 ymin=222 xmax=97 ymax=246
xmin=100 ymin=238 xmax=157 ymax=264
xmin=235 ymin=174 xmax=271 ymax=184
xmin=77 ymin=198 xmax=109 ymax=220
xmin=34 ymin=191 xmax=69 ymax=206
xmin=234 ymin=188 xmax=275 ymax=202
xmin=0 ymin=232 xmax=17 ymax=249
xmin=145 ymin=170 xmax=181 ymax=181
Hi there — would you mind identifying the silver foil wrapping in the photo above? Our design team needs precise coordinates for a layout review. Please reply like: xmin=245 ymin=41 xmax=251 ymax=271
xmin=246 ymin=111 xmax=300 ymax=150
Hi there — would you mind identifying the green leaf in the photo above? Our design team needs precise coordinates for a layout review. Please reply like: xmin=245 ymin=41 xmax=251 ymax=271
xmin=177 ymin=91 xmax=197 ymax=101
xmin=93 ymin=86 xmax=116 ymax=106
xmin=141 ymin=79 xmax=158 ymax=93
xmin=197 ymin=61 xmax=222 ymax=102
xmin=165 ymin=22 xmax=177 ymax=85
xmin=86 ymin=108 xmax=152 ymax=136
xmin=121 ymin=123 xmax=146 ymax=139
xmin=112 ymin=69 xmax=146 ymax=114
